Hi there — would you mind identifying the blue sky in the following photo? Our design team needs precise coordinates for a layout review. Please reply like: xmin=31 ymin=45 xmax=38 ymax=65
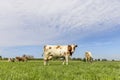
xmin=0 ymin=0 xmax=120 ymax=60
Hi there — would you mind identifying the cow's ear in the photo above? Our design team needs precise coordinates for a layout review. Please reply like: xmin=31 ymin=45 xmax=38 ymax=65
xmin=75 ymin=45 xmax=78 ymax=47
xmin=44 ymin=45 xmax=46 ymax=48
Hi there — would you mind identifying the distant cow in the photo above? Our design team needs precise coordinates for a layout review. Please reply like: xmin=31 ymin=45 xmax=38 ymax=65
xmin=15 ymin=56 xmax=28 ymax=62
xmin=85 ymin=51 xmax=93 ymax=63
xmin=43 ymin=44 xmax=77 ymax=65
xmin=8 ymin=58 xmax=15 ymax=62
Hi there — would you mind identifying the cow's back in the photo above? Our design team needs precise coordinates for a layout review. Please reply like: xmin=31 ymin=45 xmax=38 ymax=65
xmin=44 ymin=45 xmax=69 ymax=56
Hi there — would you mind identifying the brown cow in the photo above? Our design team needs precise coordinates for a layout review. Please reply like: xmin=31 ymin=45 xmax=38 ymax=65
xmin=15 ymin=56 xmax=28 ymax=62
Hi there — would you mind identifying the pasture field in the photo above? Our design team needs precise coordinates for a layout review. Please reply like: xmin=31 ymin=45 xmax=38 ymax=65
xmin=0 ymin=61 xmax=120 ymax=80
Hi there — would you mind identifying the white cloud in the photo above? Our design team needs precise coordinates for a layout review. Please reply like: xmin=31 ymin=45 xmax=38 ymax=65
xmin=0 ymin=0 xmax=120 ymax=46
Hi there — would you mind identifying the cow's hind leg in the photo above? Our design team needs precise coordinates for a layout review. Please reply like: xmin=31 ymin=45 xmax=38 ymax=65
xmin=85 ymin=57 xmax=88 ymax=62
xmin=62 ymin=57 xmax=65 ymax=65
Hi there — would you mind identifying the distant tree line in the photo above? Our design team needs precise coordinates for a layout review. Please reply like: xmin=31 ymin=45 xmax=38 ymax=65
xmin=0 ymin=55 xmax=118 ymax=61
xmin=0 ymin=56 xmax=2 ymax=60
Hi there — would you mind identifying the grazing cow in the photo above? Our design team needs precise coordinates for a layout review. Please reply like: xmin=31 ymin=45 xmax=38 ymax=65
xmin=8 ymin=58 xmax=15 ymax=62
xmin=15 ymin=56 xmax=28 ymax=62
xmin=85 ymin=51 xmax=93 ymax=63
xmin=43 ymin=44 xmax=77 ymax=65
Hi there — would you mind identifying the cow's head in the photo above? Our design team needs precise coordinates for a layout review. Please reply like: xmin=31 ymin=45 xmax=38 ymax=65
xmin=71 ymin=44 xmax=77 ymax=52
xmin=68 ymin=44 xmax=77 ymax=55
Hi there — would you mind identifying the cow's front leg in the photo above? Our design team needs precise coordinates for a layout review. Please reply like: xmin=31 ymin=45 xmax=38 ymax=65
xmin=90 ymin=57 xmax=93 ymax=63
xmin=65 ymin=56 xmax=69 ymax=65
xmin=44 ymin=58 xmax=48 ymax=65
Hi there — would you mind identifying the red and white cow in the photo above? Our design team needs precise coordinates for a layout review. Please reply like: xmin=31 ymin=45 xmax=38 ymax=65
xmin=43 ymin=44 xmax=77 ymax=65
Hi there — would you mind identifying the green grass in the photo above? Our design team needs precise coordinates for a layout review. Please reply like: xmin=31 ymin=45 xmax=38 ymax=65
xmin=0 ymin=61 xmax=120 ymax=80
